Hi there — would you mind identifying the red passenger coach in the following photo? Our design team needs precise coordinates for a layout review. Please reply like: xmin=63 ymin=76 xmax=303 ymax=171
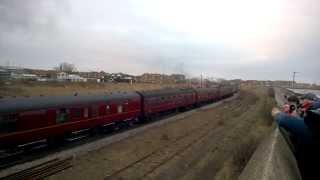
xmin=0 ymin=84 xmax=238 ymax=150
xmin=0 ymin=92 xmax=141 ymax=148
xmin=194 ymin=87 xmax=220 ymax=104
xmin=137 ymin=88 xmax=196 ymax=118
xmin=219 ymin=85 xmax=236 ymax=98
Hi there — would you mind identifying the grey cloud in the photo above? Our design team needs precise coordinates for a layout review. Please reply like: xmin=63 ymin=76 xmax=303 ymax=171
xmin=0 ymin=0 xmax=319 ymax=83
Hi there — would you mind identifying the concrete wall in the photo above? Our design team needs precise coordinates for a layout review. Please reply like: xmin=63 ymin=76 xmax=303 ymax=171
xmin=238 ymin=128 xmax=302 ymax=180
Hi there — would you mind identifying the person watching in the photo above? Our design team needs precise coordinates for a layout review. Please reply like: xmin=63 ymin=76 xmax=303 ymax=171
xmin=272 ymin=107 xmax=320 ymax=180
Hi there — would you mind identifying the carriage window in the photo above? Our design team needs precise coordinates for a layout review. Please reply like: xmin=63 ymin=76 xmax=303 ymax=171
xmin=56 ymin=109 xmax=68 ymax=123
xmin=0 ymin=114 xmax=17 ymax=133
xmin=74 ymin=109 xmax=82 ymax=118
xmin=106 ymin=105 xmax=110 ymax=114
xmin=84 ymin=108 xmax=89 ymax=118
xmin=91 ymin=106 xmax=99 ymax=117
xmin=117 ymin=105 xmax=123 ymax=113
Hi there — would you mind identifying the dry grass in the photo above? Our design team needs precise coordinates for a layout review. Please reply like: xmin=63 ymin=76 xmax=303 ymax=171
xmin=0 ymin=81 xmax=186 ymax=97
xmin=267 ymin=87 xmax=275 ymax=98
xmin=214 ymin=87 xmax=276 ymax=180
xmin=230 ymin=88 xmax=276 ymax=177
xmin=160 ymin=134 xmax=170 ymax=141
xmin=217 ymin=120 xmax=225 ymax=126
xmin=214 ymin=137 xmax=260 ymax=180
xmin=232 ymin=138 xmax=259 ymax=174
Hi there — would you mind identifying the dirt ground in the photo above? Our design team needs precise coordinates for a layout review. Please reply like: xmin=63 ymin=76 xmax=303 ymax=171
xmin=48 ymin=87 xmax=276 ymax=180
xmin=0 ymin=82 xmax=184 ymax=97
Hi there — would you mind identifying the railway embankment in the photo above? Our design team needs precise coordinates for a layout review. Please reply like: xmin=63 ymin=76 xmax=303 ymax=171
xmin=238 ymin=128 xmax=301 ymax=180
xmin=238 ymin=87 xmax=302 ymax=180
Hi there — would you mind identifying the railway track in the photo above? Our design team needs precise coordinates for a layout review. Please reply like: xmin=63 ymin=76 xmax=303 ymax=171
xmin=0 ymin=112 xmax=176 ymax=171
xmin=0 ymin=157 xmax=72 ymax=180
xmin=104 ymin=121 xmax=212 ymax=179
xmin=118 ymin=97 xmax=253 ymax=180
xmin=104 ymin=96 xmax=249 ymax=180
xmin=0 ymin=152 xmax=24 ymax=170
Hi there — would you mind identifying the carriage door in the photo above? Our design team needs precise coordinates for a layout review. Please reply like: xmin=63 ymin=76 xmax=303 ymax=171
xmin=56 ymin=108 xmax=69 ymax=124
xmin=0 ymin=114 xmax=17 ymax=133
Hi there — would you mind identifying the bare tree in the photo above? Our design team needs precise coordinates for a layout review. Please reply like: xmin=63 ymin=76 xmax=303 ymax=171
xmin=54 ymin=62 xmax=76 ymax=72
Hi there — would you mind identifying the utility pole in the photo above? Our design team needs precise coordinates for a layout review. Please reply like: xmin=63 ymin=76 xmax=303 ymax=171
xmin=292 ymin=72 xmax=299 ymax=89
xmin=200 ymin=74 xmax=203 ymax=88
xmin=6 ymin=60 xmax=10 ymax=68
xmin=161 ymin=63 xmax=165 ymax=84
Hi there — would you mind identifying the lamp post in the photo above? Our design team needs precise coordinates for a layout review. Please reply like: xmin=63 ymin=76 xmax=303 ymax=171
xmin=292 ymin=72 xmax=299 ymax=89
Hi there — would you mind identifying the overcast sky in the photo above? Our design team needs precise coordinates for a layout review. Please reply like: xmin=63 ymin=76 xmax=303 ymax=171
xmin=0 ymin=0 xmax=319 ymax=83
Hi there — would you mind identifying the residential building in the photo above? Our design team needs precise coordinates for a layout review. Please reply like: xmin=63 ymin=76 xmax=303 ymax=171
xmin=57 ymin=72 xmax=87 ymax=82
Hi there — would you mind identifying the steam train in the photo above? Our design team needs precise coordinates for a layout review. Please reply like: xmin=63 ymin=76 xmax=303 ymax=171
xmin=0 ymin=85 xmax=237 ymax=149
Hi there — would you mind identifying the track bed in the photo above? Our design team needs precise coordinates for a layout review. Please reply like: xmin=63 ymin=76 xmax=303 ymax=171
xmin=47 ymin=87 xmax=275 ymax=180
xmin=0 ymin=87 xmax=274 ymax=180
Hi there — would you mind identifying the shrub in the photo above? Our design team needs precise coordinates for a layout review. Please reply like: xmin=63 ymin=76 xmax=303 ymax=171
xmin=232 ymin=138 xmax=258 ymax=173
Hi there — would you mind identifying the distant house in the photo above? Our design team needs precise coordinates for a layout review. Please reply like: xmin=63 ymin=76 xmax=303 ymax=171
xmin=78 ymin=71 xmax=108 ymax=83
xmin=271 ymin=80 xmax=292 ymax=87
xmin=0 ymin=69 xmax=11 ymax=80
xmin=170 ymin=74 xmax=186 ymax=83
xmin=137 ymin=73 xmax=186 ymax=83
xmin=57 ymin=72 xmax=68 ymax=80
xmin=0 ymin=66 xmax=43 ymax=81
xmin=24 ymin=68 xmax=58 ymax=79
xmin=57 ymin=72 xmax=87 ymax=82
xmin=138 ymin=73 xmax=164 ymax=83
xmin=109 ymin=73 xmax=136 ymax=83
xmin=11 ymin=73 xmax=39 ymax=81
xmin=68 ymin=74 xmax=87 ymax=82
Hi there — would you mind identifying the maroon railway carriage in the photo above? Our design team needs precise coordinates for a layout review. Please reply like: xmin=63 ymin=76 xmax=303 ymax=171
xmin=0 ymin=85 xmax=237 ymax=149
xmin=194 ymin=87 xmax=220 ymax=104
xmin=0 ymin=92 xmax=141 ymax=148
xmin=137 ymin=88 xmax=196 ymax=118
xmin=219 ymin=84 xmax=236 ymax=98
